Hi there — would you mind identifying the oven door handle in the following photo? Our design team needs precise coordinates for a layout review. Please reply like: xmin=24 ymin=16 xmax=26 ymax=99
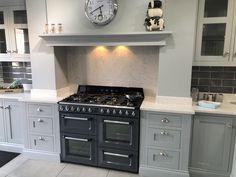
xmin=104 ymin=120 xmax=130 ymax=125
xmin=64 ymin=136 xmax=89 ymax=142
xmin=63 ymin=116 xmax=89 ymax=121
xmin=104 ymin=152 xmax=129 ymax=158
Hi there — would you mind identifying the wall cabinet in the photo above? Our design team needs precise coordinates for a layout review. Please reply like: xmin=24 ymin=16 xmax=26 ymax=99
xmin=190 ymin=113 xmax=236 ymax=177
xmin=194 ymin=0 xmax=236 ymax=66
xmin=0 ymin=5 xmax=30 ymax=61
xmin=0 ymin=99 xmax=23 ymax=145
xmin=139 ymin=111 xmax=192 ymax=177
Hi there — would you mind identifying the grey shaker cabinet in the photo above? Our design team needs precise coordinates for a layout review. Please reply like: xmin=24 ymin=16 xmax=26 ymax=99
xmin=0 ymin=99 xmax=23 ymax=145
xmin=139 ymin=111 xmax=192 ymax=177
xmin=190 ymin=113 xmax=236 ymax=177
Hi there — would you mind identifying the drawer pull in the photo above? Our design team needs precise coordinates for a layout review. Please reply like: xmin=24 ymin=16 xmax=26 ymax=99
xmin=37 ymin=107 xmax=42 ymax=112
xmin=161 ymin=118 xmax=169 ymax=123
xmin=159 ymin=152 xmax=168 ymax=157
xmin=37 ymin=119 xmax=44 ymax=123
xmin=38 ymin=137 xmax=45 ymax=141
xmin=104 ymin=152 xmax=129 ymax=158
xmin=160 ymin=131 xmax=168 ymax=135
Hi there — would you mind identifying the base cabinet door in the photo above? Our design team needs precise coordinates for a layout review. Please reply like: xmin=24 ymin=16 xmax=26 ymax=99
xmin=4 ymin=99 xmax=23 ymax=144
xmin=190 ymin=114 xmax=235 ymax=175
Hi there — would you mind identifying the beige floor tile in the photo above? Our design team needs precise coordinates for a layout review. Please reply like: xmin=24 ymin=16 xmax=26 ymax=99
xmin=107 ymin=170 xmax=142 ymax=177
xmin=7 ymin=159 xmax=66 ymax=177
xmin=57 ymin=164 xmax=109 ymax=177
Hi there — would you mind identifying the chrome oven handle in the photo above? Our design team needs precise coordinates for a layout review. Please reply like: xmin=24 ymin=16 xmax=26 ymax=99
xmin=64 ymin=136 xmax=89 ymax=142
xmin=104 ymin=152 xmax=129 ymax=158
xmin=104 ymin=120 xmax=130 ymax=125
xmin=63 ymin=116 xmax=88 ymax=121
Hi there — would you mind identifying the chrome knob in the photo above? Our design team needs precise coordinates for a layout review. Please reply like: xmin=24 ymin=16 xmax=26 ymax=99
xmin=37 ymin=119 xmax=43 ymax=123
xmin=76 ymin=107 xmax=80 ymax=112
xmin=125 ymin=111 xmax=129 ymax=116
xmin=113 ymin=109 xmax=116 ymax=115
xmin=100 ymin=108 xmax=104 ymax=113
xmin=59 ymin=105 xmax=64 ymax=111
xmin=132 ymin=111 xmax=136 ymax=117
xmin=161 ymin=118 xmax=169 ymax=123
xmin=82 ymin=107 xmax=86 ymax=112
xmin=119 ymin=110 xmax=123 ymax=115
xmin=88 ymin=108 xmax=92 ymax=113
xmin=106 ymin=109 xmax=110 ymax=114
xmin=70 ymin=106 xmax=75 ymax=111
xmin=65 ymin=106 xmax=70 ymax=111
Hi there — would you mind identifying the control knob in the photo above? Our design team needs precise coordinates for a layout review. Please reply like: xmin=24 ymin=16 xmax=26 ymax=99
xmin=65 ymin=106 xmax=70 ymax=111
xmin=112 ymin=109 xmax=116 ymax=115
xmin=125 ymin=110 xmax=129 ymax=116
xmin=88 ymin=108 xmax=92 ymax=113
xmin=100 ymin=108 xmax=104 ymax=113
xmin=59 ymin=105 xmax=64 ymax=111
xmin=132 ymin=111 xmax=136 ymax=117
xmin=82 ymin=107 xmax=86 ymax=112
xmin=76 ymin=107 xmax=80 ymax=112
xmin=119 ymin=110 xmax=123 ymax=115
xmin=70 ymin=106 xmax=75 ymax=112
xmin=106 ymin=109 xmax=110 ymax=114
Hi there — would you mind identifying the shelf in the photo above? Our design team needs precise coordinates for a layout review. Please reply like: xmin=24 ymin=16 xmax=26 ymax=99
xmin=39 ymin=31 xmax=172 ymax=47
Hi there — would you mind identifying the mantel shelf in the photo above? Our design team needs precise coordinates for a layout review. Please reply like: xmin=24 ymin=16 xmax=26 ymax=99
xmin=39 ymin=31 xmax=172 ymax=47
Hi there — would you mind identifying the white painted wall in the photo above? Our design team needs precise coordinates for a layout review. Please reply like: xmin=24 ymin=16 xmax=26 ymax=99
xmin=67 ymin=46 xmax=159 ymax=96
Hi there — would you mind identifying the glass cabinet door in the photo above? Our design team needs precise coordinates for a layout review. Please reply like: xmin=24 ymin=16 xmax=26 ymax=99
xmin=195 ymin=0 xmax=234 ymax=62
xmin=0 ymin=9 xmax=9 ymax=55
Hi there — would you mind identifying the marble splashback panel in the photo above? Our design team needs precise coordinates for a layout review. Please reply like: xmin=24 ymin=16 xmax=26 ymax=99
xmin=67 ymin=46 xmax=159 ymax=96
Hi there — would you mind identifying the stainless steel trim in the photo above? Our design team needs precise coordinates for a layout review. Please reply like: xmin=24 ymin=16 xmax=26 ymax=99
xmin=64 ymin=116 xmax=88 ymax=121
xmin=104 ymin=152 xmax=129 ymax=158
xmin=59 ymin=102 xmax=135 ymax=110
xmin=104 ymin=120 xmax=130 ymax=125
xmin=65 ymin=136 xmax=89 ymax=142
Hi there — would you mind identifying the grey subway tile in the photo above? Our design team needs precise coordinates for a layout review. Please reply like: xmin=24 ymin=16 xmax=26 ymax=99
xmin=222 ymin=80 xmax=236 ymax=87
xmin=199 ymin=79 xmax=210 ymax=86
xmin=192 ymin=66 xmax=200 ymax=71
xmin=198 ymin=72 xmax=210 ymax=78
xmin=223 ymin=67 xmax=236 ymax=72
xmin=197 ymin=86 xmax=210 ymax=92
xmin=210 ymin=87 xmax=233 ymax=93
xmin=210 ymin=80 xmax=222 ymax=87
xmin=191 ymin=79 xmax=198 ymax=86
xmin=199 ymin=66 xmax=211 ymax=71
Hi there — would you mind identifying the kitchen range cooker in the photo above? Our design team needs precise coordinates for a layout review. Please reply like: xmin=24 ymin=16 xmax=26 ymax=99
xmin=58 ymin=85 xmax=144 ymax=173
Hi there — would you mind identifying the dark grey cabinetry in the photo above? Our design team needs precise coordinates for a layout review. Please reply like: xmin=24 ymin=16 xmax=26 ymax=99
xmin=190 ymin=113 xmax=236 ymax=177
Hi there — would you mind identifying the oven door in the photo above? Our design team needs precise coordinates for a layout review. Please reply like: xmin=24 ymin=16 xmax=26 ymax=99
xmin=98 ymin=147 xmax=138 ymax=173
xmin=98 ymin=116 xmax=139 ymax=150
xmin=60 ymin=113 xmax=96 ymax=135
xmin=61 ymin=133 xmax=97 ymax=166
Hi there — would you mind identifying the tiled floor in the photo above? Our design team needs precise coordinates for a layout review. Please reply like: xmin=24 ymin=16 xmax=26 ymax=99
xmin=0 ymin=155 xmax=142 ymax=177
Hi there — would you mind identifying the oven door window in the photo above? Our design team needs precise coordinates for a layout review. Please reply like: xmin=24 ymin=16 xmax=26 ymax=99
xmin=65 ymin=137 xmax=91 ymax=159
xmin=104 ymin=120 xmax=132 ymax=145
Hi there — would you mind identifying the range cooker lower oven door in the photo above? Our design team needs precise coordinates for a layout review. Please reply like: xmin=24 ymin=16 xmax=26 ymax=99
xmin=98 ymin=116 xmax=139 ymax=151
xmin=61 ymin=132 xmax=97 ymax=166
xmin=60 ymin=113 xmax=96 ymax=135
xmin=98 ymin=147 xmax=138 ymax=173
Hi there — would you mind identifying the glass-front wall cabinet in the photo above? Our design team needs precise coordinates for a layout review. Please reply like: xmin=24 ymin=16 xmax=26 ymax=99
xmin=194 ymin=0 xmax=236 ymax=65
xmin=0 ymin=6 xmax=29 ymax=61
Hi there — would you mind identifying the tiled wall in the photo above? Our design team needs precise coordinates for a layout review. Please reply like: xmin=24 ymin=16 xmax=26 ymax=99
xmin=0 ymin=62 xmax=32 ymax=85
xmin=191 ymin=66 xmax=236 ymax=93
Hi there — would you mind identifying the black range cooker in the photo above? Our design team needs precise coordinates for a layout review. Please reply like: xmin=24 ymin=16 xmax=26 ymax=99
xmin=58 ymin=85 xmax=144 ymax=173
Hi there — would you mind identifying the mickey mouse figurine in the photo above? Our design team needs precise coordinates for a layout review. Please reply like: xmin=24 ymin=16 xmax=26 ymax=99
xmin=144 ymin=0 xmax=165 ymax=31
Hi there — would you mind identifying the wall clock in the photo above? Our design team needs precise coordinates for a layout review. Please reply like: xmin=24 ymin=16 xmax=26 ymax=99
xmin=85 ymin=0 xmax=118 ymax=26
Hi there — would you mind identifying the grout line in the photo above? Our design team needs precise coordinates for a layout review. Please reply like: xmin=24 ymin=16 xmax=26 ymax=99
xmin=55 ymin=164 xmax=68 ymax=177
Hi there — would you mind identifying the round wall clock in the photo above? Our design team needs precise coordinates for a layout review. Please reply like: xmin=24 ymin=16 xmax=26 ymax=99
xmin=85 ymin=0 xmax=118 ymax=26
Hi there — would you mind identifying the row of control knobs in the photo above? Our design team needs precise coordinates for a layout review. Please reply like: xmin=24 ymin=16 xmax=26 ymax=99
xmin=59 ymin=105 xmax=136 ymax=117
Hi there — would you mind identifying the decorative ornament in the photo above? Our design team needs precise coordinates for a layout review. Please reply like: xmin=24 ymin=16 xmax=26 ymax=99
xmin=144 ymin=0 xmax=165 ymax=31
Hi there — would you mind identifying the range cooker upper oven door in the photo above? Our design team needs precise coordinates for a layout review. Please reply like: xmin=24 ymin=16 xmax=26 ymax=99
xmin=61 ymin=132 xmax=97 ymax=166
xmin=60 ymin=113 xmax=96 ymax=135
xmin=98 ymin=115 xmax=139 ymax=151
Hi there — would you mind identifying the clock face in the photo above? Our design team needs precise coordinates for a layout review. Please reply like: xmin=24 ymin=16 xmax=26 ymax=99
xmin=85 ymin=0 xmax=118 ymax=25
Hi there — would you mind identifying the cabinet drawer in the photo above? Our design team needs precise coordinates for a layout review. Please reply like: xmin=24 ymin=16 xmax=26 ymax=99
xmin=147 ymin=148 xmax=179 ymax=170
xmin=148 ymin=113 xmax=182 ymax=128
xmin=30 ymin=135 xmax=54 ymax=152
xmin=148 ymin=128 xmax=181 ymax=149
xmin=29 ymin=117 xmax=53 ymax=135
xmin=27 ymin=103 xmax=53 ymax=117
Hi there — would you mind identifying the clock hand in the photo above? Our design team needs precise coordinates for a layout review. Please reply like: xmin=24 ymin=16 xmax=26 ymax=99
xmin=90 ymin=5 xmax=104 ymax=15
